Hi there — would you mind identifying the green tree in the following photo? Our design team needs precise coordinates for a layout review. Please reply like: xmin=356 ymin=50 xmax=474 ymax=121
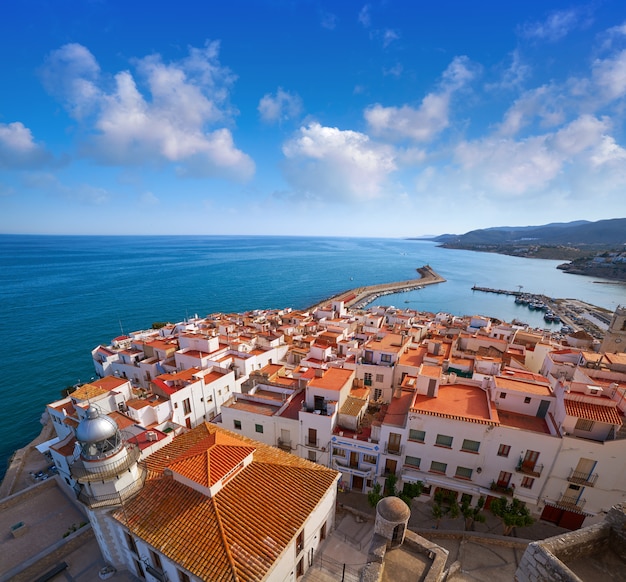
xmin=461 ymin=496 xmax=486 ymax=531
xmin=432 ymin=502 xmax=444 ymax=529
xmin=490 ymin=497 xmax=534 ymax=536
xmin=367 ymin=482 xmax=383 ymax=508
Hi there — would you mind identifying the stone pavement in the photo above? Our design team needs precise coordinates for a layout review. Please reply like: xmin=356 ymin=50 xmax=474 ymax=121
xmin=327 ymin=491 xmax=572 ymax=582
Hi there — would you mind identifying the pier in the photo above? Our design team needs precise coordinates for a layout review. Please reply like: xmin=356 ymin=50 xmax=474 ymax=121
xmin=309 ymin=265 xmax=446 ymax=311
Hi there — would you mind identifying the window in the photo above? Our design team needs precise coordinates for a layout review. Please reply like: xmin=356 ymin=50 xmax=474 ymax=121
xmin=524 ymin=396 xmax=531 ymax=404
xmin=435 ymin=434 xmax=453 ymax=448
xmin=255 ymin=424 xmax=263 ymax=434
xmin=409 ymin=429 xmax=425 ymax=443
xmin=364 ymin=373 xmax=373 ymax=386
xmin=497 ymin=444 xmax=511 ymax=457
xmin=308 ymin=450 xmax=316 ymax=462
xmin=500 ymin=392 xmax=506 ymax=399
xmin=461 ymin=439 xmax=480 ymax=453
xmin=363 ymin=454 xmax=377 ymax=464
xmin=125 ymin=532 xmax=138 ymax=555
xmin=430 ymin=461 xmax=447 ymax=474
xmin=218 ymin=389 xmax=222 ymax=396
xmin=521 ymin=476 xmax=535 ymax=489
xmin=296 ymin=530 xmax=304 ymax=554
xmin=150 ymin=550 xmax=162 ymax=569
xmin=225 ymin=385 xmax=230 ymax=393
xmin=381 ymin=353 xmax=392 ymax=363
xmin=374 ymin=388 xmax=382 ymax=401
xmin=207 ymin=394 xmax=213 ymax=402
xmin=333 ymin=447 xmax=346 ymax=457
xmin=375 ymin=373 xmax=384 ymax=383
xmin=455 ymin=466 xmax=473 ymax=480
xmin=233 ymin=420 xmax=242 ymax=430
xmin=404 ymin=455 xmax=421 ymax=469
xmin=183 ymin=398 xmax=191 ymax=415
xmin=178 ymin=571 xmax=191 ymax=582
xmin=575 ymin=418 xmax=594 ymax=432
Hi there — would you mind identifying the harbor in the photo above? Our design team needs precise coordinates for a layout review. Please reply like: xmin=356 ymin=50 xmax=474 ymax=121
xmin=309 ymin=265 xmax=446 ymax=311
xmin=471 ymin=285 xmax=613 ymax=339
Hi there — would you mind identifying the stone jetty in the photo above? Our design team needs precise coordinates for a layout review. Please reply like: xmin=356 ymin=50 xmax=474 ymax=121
xmin=308 ymin=265 xmax=446 ymax=311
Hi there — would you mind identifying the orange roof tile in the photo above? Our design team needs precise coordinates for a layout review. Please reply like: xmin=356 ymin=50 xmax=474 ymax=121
xmin=115 ymin=423 xmax=339 ymax=582
xmin=494 ymin=376 xmax=554 ymax=397
xmin=411 ymin=384 xmax=497 ymax=425
xmin=565 ymin=399 xmax=623 ymax=425
xmin=309 ymin=367 xmax=354 ymax=391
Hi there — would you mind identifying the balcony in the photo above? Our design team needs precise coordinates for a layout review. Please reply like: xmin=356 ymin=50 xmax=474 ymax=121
xmin=277 ymin=438 xmax=291 ymax=452
xmin=555 ymin=494 xmax=587 ymax=512
xmin=77 ymin=467 xmax=146 ymax=508
xmin=567 ymin=469 xmax=598 ymax=487
xmin=305 ymin=436 xmax=320 ymax=448
xmin=384 ymin=443 xmax=403 ymax=456
xmin=69 ymin=443 xmax=141 ymax=482
xmin=515 ymin=459 xmax=543 ymax=478
xmin=490 ymin=482 xmax=514 ymax=496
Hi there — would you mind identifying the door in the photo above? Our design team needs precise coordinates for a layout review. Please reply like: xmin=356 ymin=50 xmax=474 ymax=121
xmin=308 ymin=428 xmax=317 ymax=447
xmin=523 ymin=450 xmax=539 ymax=471
xmin=427 ymin=378 xmax=437 ymax=397
xmin=352 ymin=475 xmax=364 ymax=492
xmin=385 ymin=458 xmax=397 ymax=476
xmin=350 ymin=451 xmax=359 ymax=468
xmin=536 ymin=400 xmax=550 ymax=418
xmin=574 ymin=458 xmax=596 ymax=483
xmin=388 ymin=433 xmax=401 ymax=453
xmin=281 ymin=429 xmax=290 ymax=445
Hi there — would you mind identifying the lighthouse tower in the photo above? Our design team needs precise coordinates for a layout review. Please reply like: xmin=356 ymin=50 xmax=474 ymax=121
xmin=70 ymin=406 xmax=145 ymax=568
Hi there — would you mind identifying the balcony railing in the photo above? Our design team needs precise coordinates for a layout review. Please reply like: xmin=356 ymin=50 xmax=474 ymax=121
xmin=77 ymin=467 xmax=146 ymax=509
xmin=515 ymin=460 xmax=544 ymax=477
xmin=555 ymin=494 xmax=587 ymax=511
xmin=305 ymin=436 xmax=320 ymax=448
xmin=69 ymin=443 xmax=141 ymax=482
xmin=384 ymin=443 xmax=403 ymax=456
xmin=277 ymin=438 xmax=291 ymax=452
xmin=567 ymin=469 xmax=598 ymax=487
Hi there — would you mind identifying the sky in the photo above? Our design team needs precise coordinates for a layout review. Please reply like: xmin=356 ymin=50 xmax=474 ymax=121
xmin=2 ymin=1 xmax=626 ymax=237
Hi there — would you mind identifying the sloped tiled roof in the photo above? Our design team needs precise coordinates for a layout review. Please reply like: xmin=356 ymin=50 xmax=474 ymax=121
xmin=565 ymin=399 xmax=623 ymax=425
xmin=114 ymin=423 xmax=339 ymax=581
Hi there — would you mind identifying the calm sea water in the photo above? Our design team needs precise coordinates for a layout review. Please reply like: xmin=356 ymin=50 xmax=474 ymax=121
xmin=1 ymin=235 xmax=624 ymax=477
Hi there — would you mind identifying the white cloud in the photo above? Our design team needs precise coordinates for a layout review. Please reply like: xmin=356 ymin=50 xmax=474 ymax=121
xmin=592 ymin=49 xmax=626 ymax=101
xmin=40 ymin=42 xmax=254 ymax=180
xmin=497 ymin=85 xmax=565 ymax=136
xmin=320 ymin=11 xmax=338 ymax=30
xmin=520 ymin=8 xmax=589 ymax=42
xmin=365 ymin=56 xmax=477 ymax=142
xmin=258 ymin=88 xmax=303 ymax=124
xmin=282 ymin=122 xmax=397 ymax=201
xmin=139 ymin=191 xmax=160 ymax=206
xmin=382 ymin=29 xmax=400 ymax=49
xmin=358 ymin=5 xmax=371 ymax=28
xmin=383 ymin=63 xmax=403 ymax=78
xmin=22 ymin=172 xmax=111 ymax=205
xmin=0 ymin=122 xmax=53 ymax=169
xmin=454 ymin=114 xmax=623 ymax=197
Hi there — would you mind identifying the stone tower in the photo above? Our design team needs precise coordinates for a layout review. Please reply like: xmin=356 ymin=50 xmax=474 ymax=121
xmin=601 ymin=305 xmax=626 ymax=354
xmin=374 ymin=496 xmax=411 ymax=548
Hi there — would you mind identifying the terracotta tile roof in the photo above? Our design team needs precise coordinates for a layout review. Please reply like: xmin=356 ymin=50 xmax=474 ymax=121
xmin=339 ymin=396 xmax=367 ymax=417
xmin=564 ymin=399 xmax=623 ymax=425
xmin=71 ymin=383 xmax=109 ymax=400
xmin=494 ymin=376 xmax=554 ymax=397
xmin=411 ymin=384 xmax=497 ymax=425
xmin=309 ymin=367 xmax=354 ymax=391
xmin=92 ymin=376 xmax=129 ymax=390
xmin=115 ymin=423 xmax=339 ymax=581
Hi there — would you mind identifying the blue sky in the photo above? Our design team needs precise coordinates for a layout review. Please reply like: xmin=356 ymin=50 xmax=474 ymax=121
xmin=2 ymin=1 xmax=626 ymax=237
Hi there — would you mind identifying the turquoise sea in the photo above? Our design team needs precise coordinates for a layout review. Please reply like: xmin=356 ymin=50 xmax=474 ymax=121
xmin=1 ymin=234 xmax=624 ymax=478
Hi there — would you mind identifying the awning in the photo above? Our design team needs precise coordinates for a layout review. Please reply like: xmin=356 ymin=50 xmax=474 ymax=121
xmin=35 ymin=437 xmax=60 ymax=454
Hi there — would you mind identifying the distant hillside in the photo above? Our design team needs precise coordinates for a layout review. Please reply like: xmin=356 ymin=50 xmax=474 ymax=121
xmin=431 ymin=218 xmax=626 ymax=247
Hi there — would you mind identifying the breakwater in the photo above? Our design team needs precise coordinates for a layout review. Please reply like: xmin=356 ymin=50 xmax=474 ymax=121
xmin=309 ymin=265 xmax=446 ymax=311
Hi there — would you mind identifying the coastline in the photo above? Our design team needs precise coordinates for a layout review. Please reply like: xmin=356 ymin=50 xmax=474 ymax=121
xmin=0 ymin=419 xmax=55 ymax=498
